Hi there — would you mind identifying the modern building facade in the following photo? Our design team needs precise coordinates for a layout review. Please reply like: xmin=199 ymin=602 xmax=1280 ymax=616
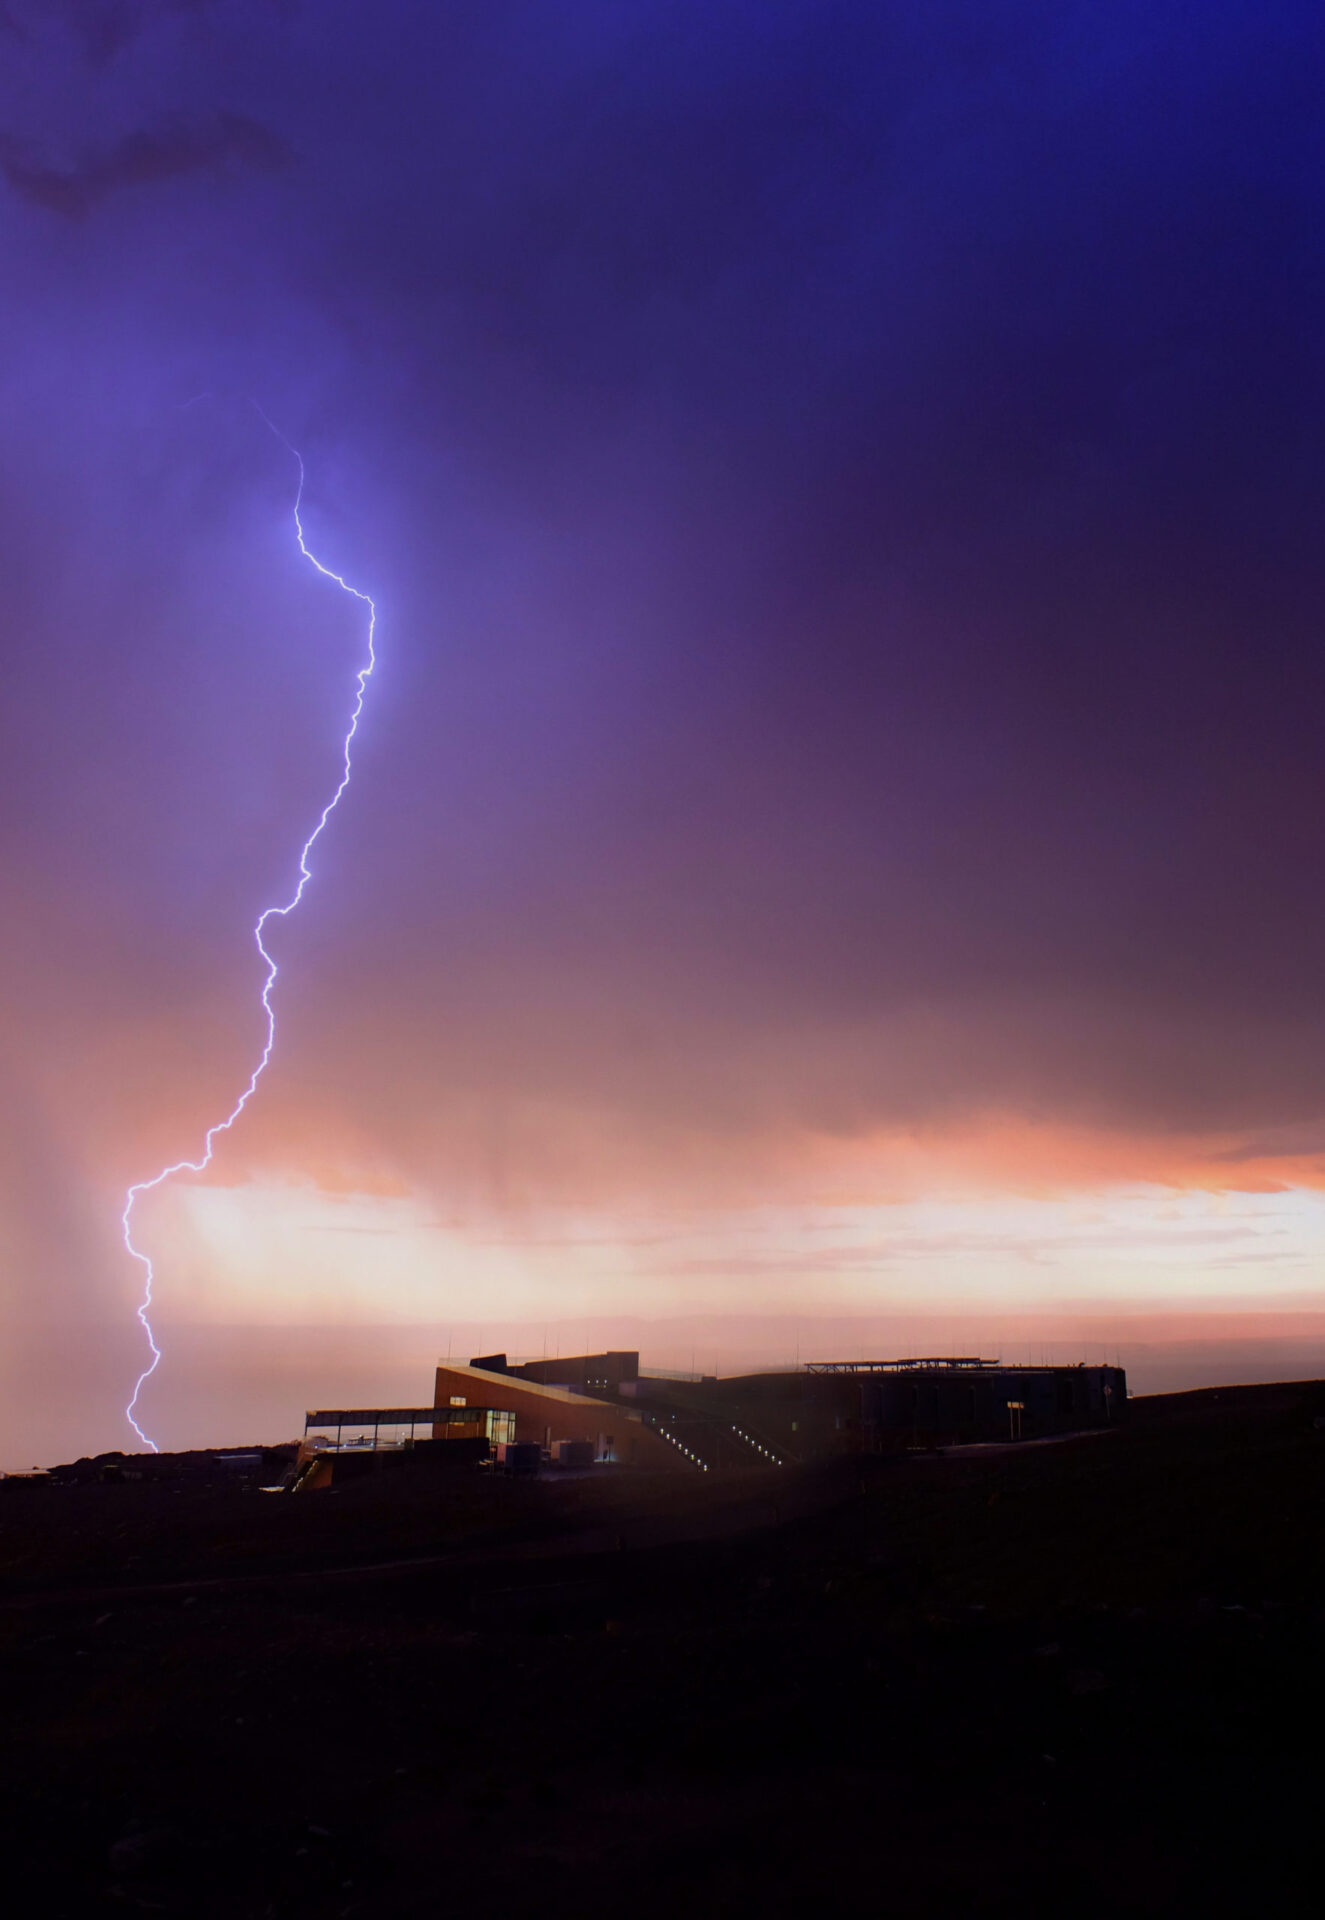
xmin=296 ymin=1353 xmax=1127 ymax=1486
xmin=432 ymin=1360 xmax=681 ymax=1468
xmin=729 ymin=1357 xmax=1128 ymax=1455
xmin=449 ymin=1351 xmax=1128 ymax=1469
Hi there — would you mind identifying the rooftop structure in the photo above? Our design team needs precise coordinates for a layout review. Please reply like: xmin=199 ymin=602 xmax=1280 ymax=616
xmin=469 ymin=1350 xmax=642 ymax=1394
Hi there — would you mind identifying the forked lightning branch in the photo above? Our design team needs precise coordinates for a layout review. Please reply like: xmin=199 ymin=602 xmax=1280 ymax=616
xmin=120 ymin=415 xmax=378 ymax=1450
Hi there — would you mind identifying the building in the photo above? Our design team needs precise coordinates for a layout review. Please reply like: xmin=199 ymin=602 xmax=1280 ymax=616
xmin=295 ymin=1353 xmax=1127 ymax=1487
xmin=722 ymin=1357 xmax=1128 ymax=1456
xmin=432 ymin=1360 xmax=681 ymax=1468
xmin=446 ymin=1352 xmax=1127 ymax=1470
xmin=471 ymin=1349 xmax=642 ymax=1395
xmin=294 ymin=1403 xmax=517 ymax=1489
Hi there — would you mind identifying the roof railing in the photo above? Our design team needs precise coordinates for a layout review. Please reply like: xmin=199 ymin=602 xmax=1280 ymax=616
xmin=803 ymin=1357 xmax=1002 ymax=1374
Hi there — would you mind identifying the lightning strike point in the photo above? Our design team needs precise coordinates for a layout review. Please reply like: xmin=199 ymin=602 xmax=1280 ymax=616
xmin=121 ymin=411 xmax=378 ymax=1451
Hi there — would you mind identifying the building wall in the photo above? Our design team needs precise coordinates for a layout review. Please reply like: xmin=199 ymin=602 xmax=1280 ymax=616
xmin=432 ymin=1363 xmax=682 ymax=1468
xmin=857 ymin=1365 xmax=1127 ymax=1443
xmin=498 ymin=1350 xmax=640 ymax=1394
xmin=655 ymin=1364 xmax=1128 ymax=1457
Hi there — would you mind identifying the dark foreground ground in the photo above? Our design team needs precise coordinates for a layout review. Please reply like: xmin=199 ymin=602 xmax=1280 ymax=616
xmin=2 ymin=1382 xmax=1323 ymax=1918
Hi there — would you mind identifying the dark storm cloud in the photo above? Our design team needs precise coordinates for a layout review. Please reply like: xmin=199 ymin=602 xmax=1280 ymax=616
xmin=5 ymin=0 xmax=1325 ymax=1211
xmin=9 ymin=0 xmax=1325 ymax=1457
xmin=1210 ymin=1127 xmax=1325 ymax=1167
xmin=14 ymin=1 xmax=228 ymax=67
xmin=270 ymin=0 xmax=1325 ymax=1155
xmin=55 ymin=2 xmax=144 ymax=65
xmin=0 ymin=108 xmax=290 ymax=215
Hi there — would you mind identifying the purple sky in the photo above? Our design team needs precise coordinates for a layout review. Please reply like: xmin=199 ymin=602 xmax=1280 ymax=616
xmin=3 ymin=2 xmax=1325 ymax=1461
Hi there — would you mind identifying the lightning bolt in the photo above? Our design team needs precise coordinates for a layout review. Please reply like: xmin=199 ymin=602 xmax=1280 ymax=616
xmin=121 ymin=410 xmax=377 ymax=1451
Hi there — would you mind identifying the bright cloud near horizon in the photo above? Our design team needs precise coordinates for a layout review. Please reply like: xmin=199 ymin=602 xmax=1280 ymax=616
xmin=3 ymin=1 xmax=1325 ymax=1462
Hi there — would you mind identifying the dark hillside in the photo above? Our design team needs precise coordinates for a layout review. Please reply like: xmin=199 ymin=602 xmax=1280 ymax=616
xmin=1 ymin=1381 xmax=1321 ymax=1916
